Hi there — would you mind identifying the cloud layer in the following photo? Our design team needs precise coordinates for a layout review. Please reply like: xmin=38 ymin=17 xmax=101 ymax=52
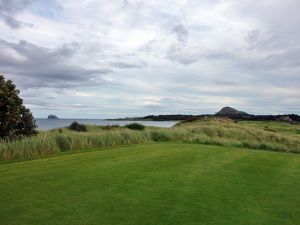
xmin=0 ymin=0 xmax=299 ymax=118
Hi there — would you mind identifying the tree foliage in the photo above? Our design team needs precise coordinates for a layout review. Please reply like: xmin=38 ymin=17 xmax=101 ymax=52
xmin=0 ymin=75 xmax=37 ymax=139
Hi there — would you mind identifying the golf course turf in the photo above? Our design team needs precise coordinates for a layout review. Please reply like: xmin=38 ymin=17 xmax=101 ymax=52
xmin=0 ymin=143 xmax=299 ymax=225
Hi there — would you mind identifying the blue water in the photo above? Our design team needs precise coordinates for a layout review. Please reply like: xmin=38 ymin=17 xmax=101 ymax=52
xmin=36 ymin=119 xmax=179 ymax=131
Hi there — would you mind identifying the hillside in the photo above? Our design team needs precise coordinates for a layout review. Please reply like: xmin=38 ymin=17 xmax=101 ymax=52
xmin=171 ymin=118 xmax=300 ymax=153
xmin=215 ymin=106 xmax=249 ymax=116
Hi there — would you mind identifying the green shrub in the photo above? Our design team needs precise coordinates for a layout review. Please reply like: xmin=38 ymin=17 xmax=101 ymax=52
xmin=125 ymin=123 xmax=145 ymax=131
xmin=68 ymin=122 xmax=87 ymax=132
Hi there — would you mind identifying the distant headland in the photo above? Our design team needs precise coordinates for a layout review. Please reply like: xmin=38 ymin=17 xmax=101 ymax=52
xmin=108 ymin=107 xmax=300 ymax=123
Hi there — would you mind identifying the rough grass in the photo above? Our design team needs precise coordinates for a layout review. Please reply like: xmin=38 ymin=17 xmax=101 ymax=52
xmin=0 ymin=134 xmax=59 ymax=160
xmin=0 ymin=130 xmax=150 ymax=160
xmin=166 ymin=118 xmax=300 ymax=153
xmin=239 ymin=120 xmax=300 ymax=136
xmin=1 ymin=118 xmax=299 ymax=161
xmin=0 ymin=143 xmax=299 ymax=225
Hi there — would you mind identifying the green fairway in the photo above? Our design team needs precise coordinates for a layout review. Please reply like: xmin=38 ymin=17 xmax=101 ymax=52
xmin=0 ymin=143 xmax=299 ymax=225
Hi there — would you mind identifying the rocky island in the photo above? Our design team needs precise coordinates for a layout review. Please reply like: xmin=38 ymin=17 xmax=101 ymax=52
xmin=48 ymin=115 xmax=59 ymax=119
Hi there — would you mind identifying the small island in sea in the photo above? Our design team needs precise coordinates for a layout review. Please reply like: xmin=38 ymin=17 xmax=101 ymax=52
xmin=48 ymin=115 xmax=59 ymax=119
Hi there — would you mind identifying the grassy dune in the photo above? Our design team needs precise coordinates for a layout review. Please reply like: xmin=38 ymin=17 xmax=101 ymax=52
xmin=1 ymin=118 xmax=299 ymax=161
xmin=0 ymin=143 xmax=299 ymax=225
xmin=170 ymin=118 xmax=300 ymax=152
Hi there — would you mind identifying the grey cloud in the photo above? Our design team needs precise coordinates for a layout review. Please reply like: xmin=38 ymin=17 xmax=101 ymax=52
xmin=142 ymin=103 xmax=164 ymax=110
xmin=123 ymin=0 xmax=129 ymax=7
xmin=166 ymin=50 xmax=199 ymax=65
xmin=109 ymin=61 xmax=147 ymax=69
xmin=242 ymin=29 xmax=300 ymax=71
xmin=138 ymin=39 xmax=161 ymax=53
xmin=172 ymin=24 xmax=189 ymax=44
xmin=167 ymin=24 xmax=198 ymax=65
xmin=140 ymin=97 xmax=176 ymax=111
xmin=0 ymin=0 xmax=35 ymax=28
xmin=237 ymin=0 xmax=300 ymax=33
xmin=243 ymin=51 xmax=300 ymax=71
xmin=1 ymin=39 xmax=77 ymax=63
xmin=120 ymin=2 xmax=181 ymax=36
xmin=0 ymin=0 xmax=34 ymax=13
xmin=236 ymin=0 xmax=300 ymax=70
xmin=166 ymin=46 xmax=230 ymax=65
xmin=246 ymin=30 xmax=299 ymax=52
xmin=214 ymin=80 xmax=240 ymax=86
xmin=0 ymin=39 xmax=112 ymax=88
xmin=166 ymin=24 xmax=238 ymax=65
xmin=1 ymin=13 xmax=30 ymax=28
xmin=167 ymin=33 xmax=300 ymax=70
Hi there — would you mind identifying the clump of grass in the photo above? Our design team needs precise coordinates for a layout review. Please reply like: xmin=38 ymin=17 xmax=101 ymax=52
xmin=150 ymin=130 xmax=172 ymax=142
xmin=101 ymin=124 xmax=121 ymax=130
xmin=53 ymin=130 xmax=150 ymax=151
xmin=125 ymin=123 xmax=145 ymax=131
xmin=55 ymin=135 xmax=71 ymax=151
xmin=0 ymin=129 xmax=151 ymax=160
xmin=0 ymin=134 xmax=59 ymax=160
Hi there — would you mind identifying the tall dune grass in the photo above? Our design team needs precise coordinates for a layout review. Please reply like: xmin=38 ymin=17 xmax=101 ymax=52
xmin=0 ymin=134 xmax=59 ymax=160
xmin=1 ymin=119 xmax=299 ymax=161
xmin=0 ymin=130 xmax=150 ymax=160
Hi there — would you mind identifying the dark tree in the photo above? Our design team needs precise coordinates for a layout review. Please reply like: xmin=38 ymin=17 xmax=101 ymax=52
xmin=0 ymin=75 xmax=37 ymax=139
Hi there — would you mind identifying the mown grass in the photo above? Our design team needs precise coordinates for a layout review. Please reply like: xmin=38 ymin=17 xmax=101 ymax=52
xmin=1 ymin=119 xmax=299 ymax=161
xmin=0 ymin=143 xmax=299 ymax=225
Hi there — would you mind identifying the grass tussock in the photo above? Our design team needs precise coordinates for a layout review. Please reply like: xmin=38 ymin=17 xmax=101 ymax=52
xmin=0 ymin=134 xmax=59 ymax=160
xmin=1 ymin=118 xmax=299 ymax=161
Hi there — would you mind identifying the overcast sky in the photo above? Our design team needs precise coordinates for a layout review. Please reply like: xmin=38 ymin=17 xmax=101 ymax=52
xmin=1 ymin=0 xmax=299 ymax=118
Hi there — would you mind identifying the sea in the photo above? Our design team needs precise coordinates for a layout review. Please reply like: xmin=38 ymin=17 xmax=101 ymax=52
xmin=36 ymin=119 xmax=179 ymax=131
